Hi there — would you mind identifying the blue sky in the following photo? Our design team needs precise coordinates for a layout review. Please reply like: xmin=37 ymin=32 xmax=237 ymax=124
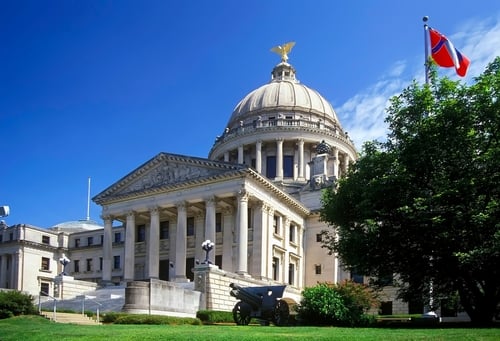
xmin=1 ymin=1 xmax=499 ymax=228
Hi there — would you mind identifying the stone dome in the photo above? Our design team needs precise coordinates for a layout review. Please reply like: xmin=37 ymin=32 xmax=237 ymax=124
xmin=226 ymin=62 xmax=340 ymax=129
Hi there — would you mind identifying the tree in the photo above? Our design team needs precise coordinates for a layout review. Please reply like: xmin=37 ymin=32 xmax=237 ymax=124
xmin=321 ymin=58 xmax=500 ymax=325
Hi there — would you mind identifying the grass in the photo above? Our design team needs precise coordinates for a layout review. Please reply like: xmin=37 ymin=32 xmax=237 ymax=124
xmin=0 ymin=315 xmax=499 ymax=340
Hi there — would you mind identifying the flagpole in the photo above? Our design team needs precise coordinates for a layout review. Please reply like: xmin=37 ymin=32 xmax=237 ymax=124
xmin=423 ymin=16 xmax=430 ymax=85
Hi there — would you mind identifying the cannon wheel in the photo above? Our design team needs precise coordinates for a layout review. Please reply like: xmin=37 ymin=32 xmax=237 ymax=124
xmin=273 ymin=300 xmax=289 ymax=326
xmin=233 ymin=301 xmax=252 ymax=325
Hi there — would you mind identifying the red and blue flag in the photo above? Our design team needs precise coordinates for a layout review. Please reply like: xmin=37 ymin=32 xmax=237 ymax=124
xmin=428 ymin=27 xmax=470 ymax=77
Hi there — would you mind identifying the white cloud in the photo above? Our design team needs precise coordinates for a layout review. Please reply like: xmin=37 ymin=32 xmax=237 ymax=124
xmin=339 ymin=15 xmax=500 ymax=151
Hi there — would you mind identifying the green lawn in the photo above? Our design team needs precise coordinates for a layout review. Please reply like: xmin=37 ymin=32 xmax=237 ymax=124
xmin=0 ymin=316 xmax=499 ymax=340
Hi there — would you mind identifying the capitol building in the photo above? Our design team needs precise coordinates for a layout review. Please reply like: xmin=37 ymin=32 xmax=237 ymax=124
xmin=0 ymin=44 xmax=406 ymax=315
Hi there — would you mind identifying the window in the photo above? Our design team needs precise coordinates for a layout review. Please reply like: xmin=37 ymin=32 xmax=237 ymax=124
xmin=288 ymin=263 xmax=295 ymax=286
xmin=316 ymin=233 xmax=322 ymax=242
xmin=87 ymin=236 xmax=93 ymax=246
xmin=350 ymin=270 xmax=364 ymax=284
xmin=42 ymin=235 xmax=50 ymax=244
xmin=9 ymin=232 xmax=13 ymax=241
xmin=215 ymin=255 xmax=222 ymax=268
xmin=86 ymin=258 xmax=93 ymax=272
xmin=40 ymin=282 xmax=50 ymax=296
xmin=0 ymin=235 xmax=2 ymax=242
xmin=160 ymin=221 xmax=169 ymax=239
xmin=289 ymin=224 xmax=296 ymax=243
xmin=114 ymin=232 xmax=121 ymax=243
xmin=273 ymin=215 xmax=280 ymax=235
xmin=100 ymin=235 xmax=104 ymax=245
xmin=266 ymin=156 xmax=276 ymax=178
xmin=283 ymin=155 xmax=294 ymax=178
xmin=187 ymin=217 xmax=195 ymax=236
xmin=113 ymin=256 xmax=120 ymax=270
xmin=41 ymin=257 xmax=50 ymax=271
xmin=272 ymin=257 xmax=280 ymax=281
xmin=75 ymin=238 xmax=80 ymax=247
xmin=315 ymin=264 xmax=322 ymax=275
xmin=137 ymin=225 xmax=146 ymax=242
xmin=247 ymin=208 xmax=253 ymax=229
xmin=99 ymin=257 xmax=103 ymax=271
xmin=74 ymin=260 xmax=80 ymax=273
xmin=215 ymin=213 xmax=222 ymax=233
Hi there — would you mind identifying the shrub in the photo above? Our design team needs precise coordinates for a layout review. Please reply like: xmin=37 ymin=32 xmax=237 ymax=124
xmin=196 ymin=310 xmax=234 ymax=324
xmin=296 ymin=281 xmax=378 ymax=327
xmin=101 ymin=312 xmax=128 ymax=323
xmin=0 ymin=290 xmax=37 ymax=319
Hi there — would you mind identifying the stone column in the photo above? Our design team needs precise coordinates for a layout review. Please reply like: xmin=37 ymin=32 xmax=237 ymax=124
xmin=333 ymin=148 xmax=340 ymax=179
xmin=12 ymin=251 xmax=20 ymax=290
xmin=224 ymin=151 xmax=229 ymax=162
xmin=267 ymin=208 xmax=275 ymax=279
xmin=124 ymin=212 xmax=136 ymax=281
xmin=297 ymin=139 xmax=305 ymax=179
xmin=283 ymin=218 xmax=291 ymax=284
xmin=236 ymin=189 xmax=249 ymax=275
xmin=255 ymin=140 xmax=262 ymax=173
xmin=221 ymin=207 xmax=234 ymax=271
xmin=342 ymin=154 xmax=349 ymax=176
xmin=194 ymin=213 xmax=204 ymax=263
xmin=102 ymin=215 xmax=113 ymax=282
xmin=175 ymin=202 xmax=187 ymax=281
xmin=148 ymin=207 xmax=160 ymax=279
xmin=252 ymin=202 xmax=268 ymax=279
xmin=0 ymin=254 xmax=6 ymax=288
xmin=276 ymin=138 xmax=283 ymax=179
xmin=204 ymin=197 xmax=216 ymax=264
xmin=238 ymin=145 xmax=244 ymax=164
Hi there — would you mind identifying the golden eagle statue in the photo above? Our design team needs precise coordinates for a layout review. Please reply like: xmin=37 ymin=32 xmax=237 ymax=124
xmin=271 ymin=41 xmax=296 ymax=63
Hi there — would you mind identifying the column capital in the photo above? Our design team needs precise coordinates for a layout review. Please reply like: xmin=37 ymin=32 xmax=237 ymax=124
xmin=296 ymin=138 xmax=304 ymax=144
xmin=204 ymin=196 xmax=217 ymax=206
xmin=126 ymin=211 xmax=135 ymax=218
xmin=238 ymin=188 xmax=249 ymax=201
xmin=149 ymin=206 xmax=160 ymax=216
xmin=100 ymin=214 xmax=114 ymax=221
xmin=176 ymin=201 xmax=187 ymax=212
xmin=276 ymin=137 xmax=284 ymax=143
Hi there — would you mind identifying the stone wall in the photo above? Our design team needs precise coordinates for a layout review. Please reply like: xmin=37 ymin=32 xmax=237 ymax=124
xmin=56 ymin=275 xmax=97 ymax=300
xmin=122 ymin=279 xmax=201 ymax=317
xmin=193 ymin=264 xmax=301 ymax=312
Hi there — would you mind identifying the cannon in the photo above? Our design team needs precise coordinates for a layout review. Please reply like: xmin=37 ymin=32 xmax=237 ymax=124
xmin=229 ymin=283 xmax=293 ymax=326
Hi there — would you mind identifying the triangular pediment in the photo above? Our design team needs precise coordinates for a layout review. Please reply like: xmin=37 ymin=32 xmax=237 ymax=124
xmin=93 ymin=153 xmax=246 ymax=203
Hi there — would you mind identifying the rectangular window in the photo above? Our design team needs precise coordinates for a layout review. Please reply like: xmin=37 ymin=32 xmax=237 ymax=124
xmin=0 ymin=235 xmax=2 ymax=242
xmin=272 ymin=257 xmax=280 ymax=281
xmin=350 ymin=271 xmax=364 ymax=284
xmin=273 ymin=215 xmax=280 ymax=235
xmin=41 ymin=257 xmax=50 ymax=271
xmin=137 ymin=224 xmax=146 ymax=242
xmin=289 ymin=224 xmax=296 ymax=243
xmin=283 ymin=155 xmax=294 ymax=178
xmin=160 ymin=221 xmax=169 ymax=239
xmin=315 ymin=264 xmax=322 ymax=275
xmin=114 ymin=232 xmax=121 ymax=243
xmin=87 ymin=236 xmax=93 ymax=246
xmin=316 ymin=233 xmax=322 ymax=242
xmin=266 ymin=156 xmax=276 ymax=178
xmin=86 ymin=258 xmax=93 ymax=272
xmin=247 ymin=207 xmax=252 ymax=229
xmin=215 ymin=255 xmax=222 ymax=268
xmin=9 ymin=232 xmax=13 ymax=241
xmin=99 ymin=257 xmax=103 ymax=271
xmin=288 ymin=263 xmax=295 ymax=286
xmin=74 ymin=260 xmax=80 ymax=273
xmin=187 ymin=217 xmax=195 ymax=236
xmin=100 ymin=235 xmax=104 ymax=245
xmin=113 ymin=256 xmax=120 ymax=270
xmin=75 ymin=238 xmax=80 ymax=247
xmin=40 ymin=282 xmax=50 ymax=296
xmin=215 ymin=213 xmax=222 ymax=233
xmin=42 ymin=235 xmax=50 ymax=244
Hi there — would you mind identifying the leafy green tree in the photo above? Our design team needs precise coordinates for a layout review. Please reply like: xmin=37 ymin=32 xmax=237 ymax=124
xmin=321 ymin=58 xmax=500 ymax=325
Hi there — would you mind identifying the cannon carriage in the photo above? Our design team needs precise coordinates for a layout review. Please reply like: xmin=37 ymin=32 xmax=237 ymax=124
xmin=229 ymin=283 xmax=294 ymax=326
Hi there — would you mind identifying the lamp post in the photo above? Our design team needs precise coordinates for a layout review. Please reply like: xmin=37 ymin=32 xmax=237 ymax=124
xmin=201 ymin=240 xmax=214 ymax=265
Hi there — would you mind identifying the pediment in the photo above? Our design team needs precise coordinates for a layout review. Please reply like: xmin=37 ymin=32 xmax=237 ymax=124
xmin=94 ymin=153 xmax=245 ymax=203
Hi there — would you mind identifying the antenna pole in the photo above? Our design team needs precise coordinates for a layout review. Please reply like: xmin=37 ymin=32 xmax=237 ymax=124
xmin=86 ymin=177 xmax=91 ymax=221
xmin=423 ymin=16 xmax=430 ymax=85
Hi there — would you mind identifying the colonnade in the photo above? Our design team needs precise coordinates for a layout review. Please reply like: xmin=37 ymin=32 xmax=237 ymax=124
xmin=222 ymin=139 xmax=352 ymax=180
xmin=101 ymin=192 xmax=304 ymax=285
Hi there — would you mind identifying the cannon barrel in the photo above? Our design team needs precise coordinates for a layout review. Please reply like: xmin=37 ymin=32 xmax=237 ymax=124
xmin=229 ymin=283 xmax=262 ymax=309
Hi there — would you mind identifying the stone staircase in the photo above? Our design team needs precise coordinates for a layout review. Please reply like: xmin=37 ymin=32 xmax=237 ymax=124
xmin=42 ymin=312 xmax=101 ymax=325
